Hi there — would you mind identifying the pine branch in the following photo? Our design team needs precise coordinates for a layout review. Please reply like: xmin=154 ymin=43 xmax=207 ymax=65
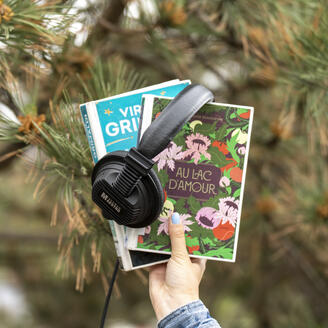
xmin=0 ymin=87 xmax=21 ymax=116
xmin=0 ymin=0 xmax=73 ymax=63
xmin=0 ymin=141 xmax=26 ymax=170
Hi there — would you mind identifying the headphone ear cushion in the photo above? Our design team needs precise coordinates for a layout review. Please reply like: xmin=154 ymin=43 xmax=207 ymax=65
xmin=91 ymin=150 xmax=128 ymax=184
xmin=123 ymin=169 xmax=164 ymax=228
xmin=146 ymin=168 xmax=165 ymax=222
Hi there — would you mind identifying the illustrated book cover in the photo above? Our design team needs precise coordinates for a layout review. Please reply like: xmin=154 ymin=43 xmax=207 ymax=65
xmin=127 ymin=95 xmax=254 ymax=262
xmin=80 ymin=80 xmax=190 ymax=270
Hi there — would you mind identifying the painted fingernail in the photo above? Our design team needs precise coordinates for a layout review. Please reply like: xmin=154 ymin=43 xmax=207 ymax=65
xmin=172 ymin=212 xmax=180 ymax=224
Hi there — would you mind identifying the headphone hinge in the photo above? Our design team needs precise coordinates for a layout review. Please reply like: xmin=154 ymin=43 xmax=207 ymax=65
xmin=125 ymin=147 xmax=154 ymax=176
xmin=112 ymin=147 xmax=154 ymax=197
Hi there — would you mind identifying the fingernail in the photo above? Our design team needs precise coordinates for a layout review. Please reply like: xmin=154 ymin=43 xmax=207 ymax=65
xmin=171 ymin=212 xmax=180 ymax=224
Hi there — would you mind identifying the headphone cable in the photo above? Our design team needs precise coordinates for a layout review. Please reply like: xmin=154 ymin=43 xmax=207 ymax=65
xmin=99 ymin=258 xmax=120 ymax=328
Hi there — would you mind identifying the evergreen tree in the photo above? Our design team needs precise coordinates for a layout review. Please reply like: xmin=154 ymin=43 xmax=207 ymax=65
xmin=0 ymin=0 xmax=327 ymax=327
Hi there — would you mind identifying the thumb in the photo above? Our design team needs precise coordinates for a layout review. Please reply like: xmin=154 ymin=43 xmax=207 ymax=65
xmin=169 ymin=212 xmax=190 ymax=263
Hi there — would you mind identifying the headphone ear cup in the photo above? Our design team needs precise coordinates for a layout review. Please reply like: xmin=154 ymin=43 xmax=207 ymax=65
xmin=141 ymin=168 xmax=164 ymax=226
xmin=91 ymin=150 xmax=128 ymax=183
xmin=92 ymin=151 xmax=164 ymax=228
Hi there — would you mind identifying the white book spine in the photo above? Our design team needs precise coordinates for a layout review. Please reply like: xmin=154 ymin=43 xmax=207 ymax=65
xmin=79 ymin=104 xmax=99 ymax=163
xmin=86 ymin=102 xmax=107 ymax=160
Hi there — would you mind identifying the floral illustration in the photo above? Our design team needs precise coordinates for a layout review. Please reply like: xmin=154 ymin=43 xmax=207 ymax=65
xmin=213 ymin=222 xmax=235 ymax=241
xmin=220 ymin=158 xmax=237 ymax=172
xmin=238 ymin=146 xmax=246 ymax=155
xmin=136 ymin=98 xmax=252 ymax=261
xmin=189 ymin=120 xmax=202 ymax=131
xmin=212 ymin=141 xmax=229 ymax=155
xmin=195 ymin=207 xmax=221 ymax=229
xmin=182 ymin=133 xmax=211 ymax=164
xmin=239 ymin=111 xmax=250 ymax=119
xmin=230 ymin=167 xmax=243 ymax=183
xmin=156 ymin=199 xmax=174 ymax=235
xmin=219 ymin=176 xmax=230 ymax=187
xmin=153 ymin=141 xmax=184 ymax=171
xmin=217 ymin=197 xmax=239 ymax=227
xmin=157 ymin=215 xmax=169 ymax=235
xmin=157 ymin=213 xmax=194 ymax=235
xmin=232 ymin=128 xmax=248 ymax=144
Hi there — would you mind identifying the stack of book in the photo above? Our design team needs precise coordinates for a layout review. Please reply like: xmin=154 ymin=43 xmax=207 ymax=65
xmin=80 ymin=79 xmax=253 ymax=271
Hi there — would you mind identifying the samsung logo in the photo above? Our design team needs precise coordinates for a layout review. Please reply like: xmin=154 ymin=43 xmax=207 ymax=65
xmin=100 ymin=192 xmax=121 ymax=213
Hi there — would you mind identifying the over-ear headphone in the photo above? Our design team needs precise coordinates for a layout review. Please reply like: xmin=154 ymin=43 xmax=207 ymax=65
xmin=91 ymin=84 xmax=214 ymax=228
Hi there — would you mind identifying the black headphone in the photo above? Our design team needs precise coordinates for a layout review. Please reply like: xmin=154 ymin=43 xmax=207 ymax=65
xmin=91 ymin=84 xmax=214 ymax=228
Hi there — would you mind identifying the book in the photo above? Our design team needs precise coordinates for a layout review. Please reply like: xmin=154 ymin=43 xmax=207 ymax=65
xmin=80 ymin=80 xmax=190 ymax=271
xmin=80 ymin=80 xmax=190 ymax=162
xmin=127 ymin=95 xmax=254 ymax=262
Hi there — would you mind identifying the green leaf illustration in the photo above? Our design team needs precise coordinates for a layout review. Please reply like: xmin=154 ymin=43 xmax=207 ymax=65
xmin=173 ymin=129 xmax=186 ymax=147
xmin=175 ymin=198 xmax=186 ymax=213
xmin=187 ymin=195 xmax=201 ymax=214
xmin=197 ymin=153 xmax=211 ymax=163
xmin=226 ymin=134 xmax=240 ymax=163
xmin=167 ymin=197 xmax=176 ymax=205
xmin=208 ymin=147 xmax=230 ymax=167
xmin=185 ymin=236 xmax=199 ymax=247
xmin=201 ymin=196 xmax=218 ymax=208
xmin=156 ymin=233 xmax=170 ymax=246
xmin=199 ymin=237 xmax=206 ymax=253
xmin=182 ymin=122 xmax=193 ymax=134
xmin=215 ymin=124 xmax=228 ymax=140
xmin=194 ymin=121 xmax=217 ymax=135
xmin=233 ymin=188 xmax=241 ymax=198
xmin=237 ymin=108 xmax=249 ymax=116
xmin=157 ymin=169 xmax=169 ymax=187
xmin=218 ymin=191 xmax=229 ymax=198
xmin=202 ymin=237 xmax=217 ymax=247
xmin=203 ymin=246 xmax=233 ymax=259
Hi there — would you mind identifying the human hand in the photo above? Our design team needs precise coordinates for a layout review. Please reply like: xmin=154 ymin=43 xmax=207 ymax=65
xmin=149 ymin=212 xmax=207 ymax=321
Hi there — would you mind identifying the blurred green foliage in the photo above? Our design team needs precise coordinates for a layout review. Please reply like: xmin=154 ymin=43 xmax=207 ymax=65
xmin=0 ymin=0 xmax=328 ymax=327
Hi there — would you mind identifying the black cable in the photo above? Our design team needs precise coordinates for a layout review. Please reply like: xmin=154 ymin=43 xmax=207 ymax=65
xmin=99 ymin=258 xmax=120 ymax=328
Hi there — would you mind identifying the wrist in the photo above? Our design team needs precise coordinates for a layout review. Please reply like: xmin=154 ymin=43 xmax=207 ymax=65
xmin=152 ymin=293 xmax=199 ymax=321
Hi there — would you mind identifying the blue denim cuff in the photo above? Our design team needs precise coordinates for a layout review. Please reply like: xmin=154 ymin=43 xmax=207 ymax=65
xmin=157 ymin=300 xmax=221 ymax=328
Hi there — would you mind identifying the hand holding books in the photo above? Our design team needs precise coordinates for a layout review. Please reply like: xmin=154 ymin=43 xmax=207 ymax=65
xmin=149 ymin=212 xmax=206 ymax=321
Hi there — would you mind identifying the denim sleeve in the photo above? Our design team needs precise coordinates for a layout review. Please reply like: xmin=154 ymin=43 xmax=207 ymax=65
xmin=157 ymin=300 xmax=221 ymax=328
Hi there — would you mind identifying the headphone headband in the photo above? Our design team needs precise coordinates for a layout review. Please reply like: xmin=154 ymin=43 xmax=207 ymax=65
xmin=137 ymin=84 xmax=214 ymax=159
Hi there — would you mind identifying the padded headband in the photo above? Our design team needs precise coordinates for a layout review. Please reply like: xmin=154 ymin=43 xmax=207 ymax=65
xmin=138 ymin=84 xmax=214 ymax=159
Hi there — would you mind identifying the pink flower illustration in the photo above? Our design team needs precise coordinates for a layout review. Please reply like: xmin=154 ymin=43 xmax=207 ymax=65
xmin=238 ymin=146 xmax=246 ymax=155
xmin=182 ymin=133 xmax=211 ymax=164
xmin=145 ymin=225 xmax=151 ymax=235
xmin=157 ymin=213 xmax=194 ymax=235
xmin=219 ymin=176 xmax=230 ymax=187
xmin=217 ymin=197 xmax=239 ymax=227
xmin=195 ymin=207 xmax=221 ymax=229
xmin=153 ymin=141 xmax=184 ymax=171
xmin=157 ymin=216 xmax=169 ymax=235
